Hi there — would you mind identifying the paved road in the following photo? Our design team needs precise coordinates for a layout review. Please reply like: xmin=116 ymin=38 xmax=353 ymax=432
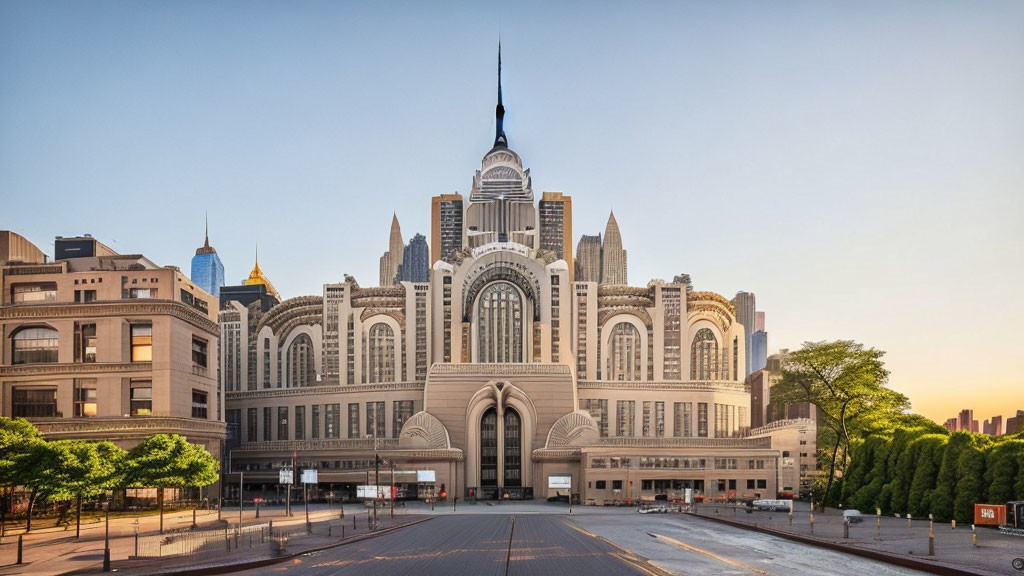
xmin=237 ymin=514 xmax=661 ymax=576
xmin=570 ymin=511 xmax=929 ymax=576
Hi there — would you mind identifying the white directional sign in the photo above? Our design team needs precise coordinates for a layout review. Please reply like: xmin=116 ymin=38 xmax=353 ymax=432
xmin=279 ymin=469 xmax=293 ymax=485
xmin=417 ymin=470 xmax=436 ymax=482
xmin=548 ymin=475 xmax=572 ymax=490
xmin=301 ymin=469 xmax=318 ymax=484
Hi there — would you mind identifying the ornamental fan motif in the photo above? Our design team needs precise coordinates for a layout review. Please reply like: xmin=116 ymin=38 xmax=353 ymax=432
xmin=482 ymin=166 xmax=521 ymax=180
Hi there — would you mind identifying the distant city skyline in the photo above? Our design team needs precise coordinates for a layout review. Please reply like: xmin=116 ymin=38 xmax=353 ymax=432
xmin=2 ymin=2 xmax=1021 ymax=423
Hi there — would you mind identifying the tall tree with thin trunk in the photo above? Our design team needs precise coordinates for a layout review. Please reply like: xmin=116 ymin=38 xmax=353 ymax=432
xmin=770 ymin=340 xmax=909 ymax=509
xmin=126 ymin=434 xmax=219 ymax=533
xmin=47 ymin=440 xmax=126 ymax=538
xmin=0 ymin=418 xmax=44 ymax=534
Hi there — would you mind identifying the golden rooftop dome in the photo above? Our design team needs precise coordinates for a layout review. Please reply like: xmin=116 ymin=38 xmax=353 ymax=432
xmin=243 ymin=257 xmax=279 ymax=299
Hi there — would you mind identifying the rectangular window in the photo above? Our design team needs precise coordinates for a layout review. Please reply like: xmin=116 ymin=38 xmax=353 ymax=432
xmin=697 ymin=402 xmax=709 ymax=438
xmin=128 ymin=287 xmax=154 ymax=299
xmin=225 ymin=409 xmax=241 ymax=450
xmin=12 ymin=283 xmax=57 ymax=303
xmin=295 ymin=406 xmax=305 ymax=440
xmin=392 ymin=400 xmax=414 ymax=438
xmin=312 ymin=405 xmax=321 ymax=439
xmin=75 ymin=323 xmax=97 ymax=363
xmin=130 ymin=382 xmax=152 ymax=416
xmin=579 ymin=399 xmax=609 ymax=437
xmin=263 ymin=406 xmax=272 ymax=441
xmin=655 ymin=401 xmax=665 ymax=437
xmin=595 ymin=480 xmax=606 ymax=490
xmin=366 ymin=401 xmax=385 ymax=438
xmin=616 ymin=400 xmax=635 ymax=437
xmin=277 ymin=406 xmax=289 ymax=440
xmin=191 ymin=389 xmax=208 ymax=419
xmin=12 ymin=387 xmax=57 ymax=418
xmin=757 ymin=479 xmax=767 ymax=489
xmin=12 ymin=327 xmax=59 ymax=364
xmin=130 ymin=324 xmax=152 ymax=362
xmin=247 ymin=408 xmax=257 ymax=442
xmin=347 ymin=403 xmax=359 ymax=439
xmin=192 ymin=337 xmax=208 ymax=367
xmin=612 ymin=480 xmax=623 ymax=491
xmin=327 ymin=403 xmax=341 ymax=439
xmin=73 ymin=378 xmax=98 ymax=417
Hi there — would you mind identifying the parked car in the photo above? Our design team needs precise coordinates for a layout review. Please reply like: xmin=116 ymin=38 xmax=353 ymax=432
xmin=638 ymin=504 xmax=669 ymax=514
xmin=843 ymin=509 xmax=864 ymax=524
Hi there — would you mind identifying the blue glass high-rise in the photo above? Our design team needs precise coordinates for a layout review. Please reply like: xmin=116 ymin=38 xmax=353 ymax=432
xmin=191 ymin=229 xmax=225 ymax=297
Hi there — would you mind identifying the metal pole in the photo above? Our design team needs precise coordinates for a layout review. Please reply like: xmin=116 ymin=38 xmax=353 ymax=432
xmin=239 ymin=472 xmax=244 ymax=528
xmin=304 ymin=481 xmax=310 ymax=530
xmin=453 ymin=460 xmax=458 ymax=512
xmin=134 ymin=520 xmax=139 ymax=558
xmin=16 ymin=534 xmax=23 ymax=565
xmin=390 ymin=462 xmax=395 ymax=519
xmin=374 ymin=448 xmax=379 ymax=530
xmin=103 ymin=502 xmax=111 ymax=571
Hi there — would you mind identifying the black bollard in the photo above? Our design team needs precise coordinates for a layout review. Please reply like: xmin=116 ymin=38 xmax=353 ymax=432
xmin=17 ymin=534 xmax=23 ymax=564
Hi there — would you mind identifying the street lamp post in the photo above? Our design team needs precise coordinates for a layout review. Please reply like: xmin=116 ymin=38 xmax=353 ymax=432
xmin=390 ymin=461 xmax=395 ymax=519
xmin=102 ymin=494 xmax=111 ymax=572
xmin=374 ymin=437 xmax=380 ymax=530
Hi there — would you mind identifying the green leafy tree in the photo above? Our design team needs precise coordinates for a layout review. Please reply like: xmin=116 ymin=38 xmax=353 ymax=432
xmin=931 ymin=432 xmax=972 ymax=521
xmin=907 ymin=434 xmax=947 ymax=518
xmin=771 ymin=340 xmax=909 ymax=508
xmin=14 ymin=441 xmax=67 ymax=532
xmin=953 ymin=437 xmax=990 ymax=523
xmin=984 ymin=440 xmax=1024 ymax=505
xmin=126 ymin=434 xmax=219 ymax=532
xmin=0 ymin=418 xmax=44 ymax=534
xmin=848 ymin=434 xmax=891 ymax=512
xmin=47 ymin=440 xmax=126 ymax=537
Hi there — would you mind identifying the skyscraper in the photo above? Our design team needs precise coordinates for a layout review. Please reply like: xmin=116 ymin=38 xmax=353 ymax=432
xmin=958 ymin=409 xmax=978 ymax=433
xmin=397 ymin=233 xmax=430 ymax=283
xmin=538 ymin=192 xmax=573 ymax=276
xmin=190 ymin=220 xmax=225 ymax=297
xmin=378 ymin=214 xmax=404 ymax=286
xmin=1006 ymin=410 xmax=1024 ymax=435
xmin=431 ymin=193 xmax=464 ymax=265
xmin=983 ymin=416 xmax=1003 ymax=436
xmin=732 ymin=291 xmax=756 ymax=377
xmin=575 ymin=234 xmax=601 ymax=282
xmin=600 ymin=211 xmax=627 ymax=285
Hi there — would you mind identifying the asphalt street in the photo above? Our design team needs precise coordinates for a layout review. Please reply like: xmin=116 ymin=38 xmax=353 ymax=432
xmin=569 ymin=510 xmax=929 ymax=576
xmin=235 ymin=514 xmax=660 ymax=576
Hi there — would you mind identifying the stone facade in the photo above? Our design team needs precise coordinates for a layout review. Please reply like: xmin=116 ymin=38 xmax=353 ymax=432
xmin=0 ymin=246 xmax=225 ymax=468
xmin=220 ymin=78 xmax=799 ymax=504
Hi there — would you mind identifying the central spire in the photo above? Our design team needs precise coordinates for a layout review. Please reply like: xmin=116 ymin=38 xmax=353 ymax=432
xmin=494 ymin=42 xmax=507 ymax=148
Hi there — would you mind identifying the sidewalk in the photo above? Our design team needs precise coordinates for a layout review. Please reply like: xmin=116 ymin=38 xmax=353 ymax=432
xmin=690 ymin=502 xmax=1022 ymax=576
xmin=0 ymin=504 xmax=422 ymax=576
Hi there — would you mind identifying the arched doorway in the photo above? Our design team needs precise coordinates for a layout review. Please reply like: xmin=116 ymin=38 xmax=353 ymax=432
xmin=503 ymin=408 xmax=522 ymax=488
xmin=480 ymin=408 xmax=498 ymax=489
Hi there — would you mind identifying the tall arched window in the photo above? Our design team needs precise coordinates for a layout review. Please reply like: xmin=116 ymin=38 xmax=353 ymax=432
xmin=503 ymin=408 xmax=522 ymax=487
xmin=288 ymin=333 xmax=316 ymax=387
xmin=477 ymin=282 xmax=523 ymax=363
xmin=480 ymin=408 xmax=498 ymax=487
xmin=607 ymin=322 xmax=641 ymax=381
xmin=367 ymin=323 xmax=395 ymax=383
xmin=12 ymin=327 xmax=58 ymax=364
xmin=690 ymin=328 xmax=719 ymax=380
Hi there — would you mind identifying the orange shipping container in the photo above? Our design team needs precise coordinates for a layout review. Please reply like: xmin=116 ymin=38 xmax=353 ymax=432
xmin=974 ymin=504 xmax=1005 ymax=526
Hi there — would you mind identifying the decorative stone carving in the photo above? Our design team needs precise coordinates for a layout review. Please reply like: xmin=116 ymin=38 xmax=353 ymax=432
xmin=545 ymin=410 xmax=599 ymax=448
xmin=577 ymin=380 xmax=746 ymax=392
xmin=0 ymin=361 xmax=152 ymax=377
xmin=0 ymin=301 xmax=217 ymax=333
xmin=428 ymin=363 xmax=570 ymax=376
xmin=398 ymin=411 xmax=451 ymax=450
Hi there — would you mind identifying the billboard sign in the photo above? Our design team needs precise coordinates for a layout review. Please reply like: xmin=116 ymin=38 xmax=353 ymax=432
xmin=548 ymin=475 xmax=572 ymax=490
xmin=357 ymin=485 xmax=393 ymax=500
xmin=279 ymin=469 xmax=293 ymax=485
xmin=301 ymin=469 xmax=318 ymax=484
xmin=416 ymin=470 xmax=436 ymax=483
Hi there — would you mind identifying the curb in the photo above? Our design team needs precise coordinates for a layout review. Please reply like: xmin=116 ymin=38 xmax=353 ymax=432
xmin=63 ymin=517 xmax=432 ymax=576
xmin=686 ymin=512 xmax=986 ymax=576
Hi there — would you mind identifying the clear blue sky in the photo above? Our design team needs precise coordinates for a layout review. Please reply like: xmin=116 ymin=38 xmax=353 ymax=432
xmin=2 ymin=1 xmax=1022 ymax=423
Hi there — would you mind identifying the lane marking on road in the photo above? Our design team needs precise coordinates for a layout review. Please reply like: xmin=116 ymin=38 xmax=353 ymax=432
xmin=648 ymin=532 xmax=769 ymax=575
xmin=562 ymin=519 xmax=675 ymax=576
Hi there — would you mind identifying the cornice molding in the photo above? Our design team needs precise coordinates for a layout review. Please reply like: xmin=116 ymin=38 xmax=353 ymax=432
xmin=226 ymin=381 xmax=425 ymax=400
xmin=32 ymin=416 xmax=226 ymax=439
xmin=577 ymin=380 xmax=747 ymax=393
xmin=428 ymin=363 xmax=570 ymax=376
xmin=0 ymin=361 xmax=152 ymax=377
xmin=1 ymin=301 xmax=218 ymax=333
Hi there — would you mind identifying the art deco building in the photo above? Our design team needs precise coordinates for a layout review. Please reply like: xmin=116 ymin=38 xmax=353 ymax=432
xmin=0 ymin=233 xmax=224 ymax=465
xmin=600 ymin=212 xmax=627 ymax=285
xmin=378 ymin=214 xmax=404 ymax=286
xmin=222 ymin=56 xmax=808 ymax=504
xmin=574 ymin=234 xmax=601 ymax=283
xmin=397 ymin=234 xmax=429 ymax=283
xmin=190 ymin=221 xmax=225 ymax=298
